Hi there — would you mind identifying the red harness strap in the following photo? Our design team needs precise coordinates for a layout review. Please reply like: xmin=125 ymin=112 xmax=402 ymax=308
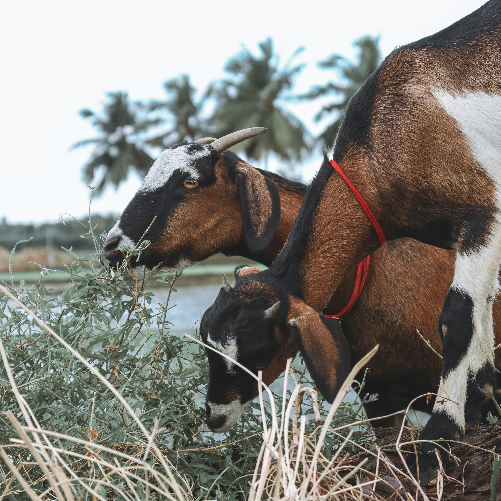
xmin=325 ymin=160 xmax=386 ymax=319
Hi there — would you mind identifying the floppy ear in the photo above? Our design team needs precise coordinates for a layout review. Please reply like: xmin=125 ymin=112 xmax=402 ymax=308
xmin=236 ymin=164 xmax=281 ymax=255
xmin=287 ymin=298 xmax=351 ymax=404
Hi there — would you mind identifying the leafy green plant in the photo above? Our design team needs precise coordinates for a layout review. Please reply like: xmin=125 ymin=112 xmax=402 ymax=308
xmin=0 ymin=229 xmax=263 ymax=499
xmin=0 ymin=221 xmax=378 ymax=499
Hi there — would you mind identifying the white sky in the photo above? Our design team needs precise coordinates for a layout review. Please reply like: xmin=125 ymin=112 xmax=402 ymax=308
xmin=0 ymin=0 xmax=486 ymax=224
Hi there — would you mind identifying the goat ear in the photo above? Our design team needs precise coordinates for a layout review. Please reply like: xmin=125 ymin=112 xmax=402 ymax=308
xmin=234 ymin=265 xmax=261 ymax=279
xmin=236 ymin=165 xmax=281 ymax=255
xmin=287 ymin=298 xmax=351 ymax=404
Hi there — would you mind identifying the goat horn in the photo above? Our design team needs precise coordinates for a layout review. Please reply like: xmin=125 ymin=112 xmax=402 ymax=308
xmin=195 ymin=137 xmax=216 ymax=145
xmin=222 ymin=273 xmax=232 ymax=292
xmin=210 ymin=127 xmax=267 ymax=153
xmin=264 ymin=301 xmax=281 ymax=319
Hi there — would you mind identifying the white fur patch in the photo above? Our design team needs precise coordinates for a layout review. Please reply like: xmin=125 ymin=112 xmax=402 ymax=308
xmin=106 ymin=220 xmax=135 ymax=251
xmin=207 ymin=331 xmax=238 ymax=375
xmin=432 ymin=90 xmax=501 ymax=187
xmin=140 ymin=144 xmax=212 ymax=193
xmin=430 ymin=90 xmax=501 ymax=431
xmin=434 ymin=224 xmax=501 ymax=430
xmin=206 ymin=398 xmax=250 ymax=432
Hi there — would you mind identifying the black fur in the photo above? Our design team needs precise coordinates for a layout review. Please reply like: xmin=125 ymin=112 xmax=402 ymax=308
xmin=290 ymin=315 xmax=351 ymax=404
xmin=391 ymin=206 xmax=496 ymax=251
xmin=406 ymin=0 xmax=501 ymax=50
xmin=407 ymin=411 xmax=459 ymax=485
xmin=333 ymin=65 xmax=384 ymax=163
xmin=118 ymin=149 xmax=218 ymax=259
xmin=271 ymin=155 xmax=334 ymax=294
xmin=439 ymin=287 xmax=474 ymax=379
xmin=201 ymin=273 xmax=290 ymax=409
xmin=465 ymin=365 xmax=497 ymax=425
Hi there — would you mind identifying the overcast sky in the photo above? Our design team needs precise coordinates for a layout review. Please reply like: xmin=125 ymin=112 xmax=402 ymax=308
xmin=0 ymin=0 xmax=486 ymax=224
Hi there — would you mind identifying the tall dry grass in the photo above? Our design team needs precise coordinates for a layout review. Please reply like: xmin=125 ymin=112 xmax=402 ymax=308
xmin=0 ymin=246 xmax=75 ymax=272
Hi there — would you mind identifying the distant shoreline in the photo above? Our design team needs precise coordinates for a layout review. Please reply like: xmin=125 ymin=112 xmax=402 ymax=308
xmin=0 ymin=262 xmax=267 ymax=286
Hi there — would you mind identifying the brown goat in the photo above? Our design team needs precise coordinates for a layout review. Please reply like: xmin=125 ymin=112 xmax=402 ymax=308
xmin=200 ymin=1 xmax=501 ymax=485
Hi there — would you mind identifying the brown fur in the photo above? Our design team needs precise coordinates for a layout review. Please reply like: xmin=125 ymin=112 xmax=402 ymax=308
xmin=236 ymin=164 xmax=274 ymax=238
xmin=149 ymin=161 xmax=243 ymax=265
xmin=235 ymin=266 xmax=261 ymax=278
xmin=287 ymin=296 xmax=346 ymax=399
xmin=367 ymin=47 xmax=499 ymax=244
xmin=235 ymin=280 xmax=278 ymax=303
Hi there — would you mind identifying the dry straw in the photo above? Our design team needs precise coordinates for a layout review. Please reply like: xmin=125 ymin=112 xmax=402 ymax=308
xmin=187 ymin=335 xmax=430 ymax=500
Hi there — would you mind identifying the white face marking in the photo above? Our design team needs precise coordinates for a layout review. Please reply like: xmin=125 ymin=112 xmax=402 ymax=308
xmin=432 ymin=90 xmax=501 ymax=188
xmin=140 ymin=144 xmax=212 ymax=193
xmin=207 ymin=331 xmax=238 ymax=375
xmin=206 ymin=399 xmax=250 ymax=432
xmin=106 ymin=220 xmax=135 ymax=251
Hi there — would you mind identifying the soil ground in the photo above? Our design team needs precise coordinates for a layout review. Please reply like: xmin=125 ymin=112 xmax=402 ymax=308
xmin=373 ymin=423 xmax=501 ymax=500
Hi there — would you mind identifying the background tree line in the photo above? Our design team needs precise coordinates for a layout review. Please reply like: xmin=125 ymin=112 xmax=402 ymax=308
xmin=1 ymin=35 xmax=380 ymax=253
xmin=73 ymin=36 xmax=381 ymax=194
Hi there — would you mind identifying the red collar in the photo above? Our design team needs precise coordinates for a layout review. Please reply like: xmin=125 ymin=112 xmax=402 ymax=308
xmin=326 ymin=160 xmax=385 ymax=319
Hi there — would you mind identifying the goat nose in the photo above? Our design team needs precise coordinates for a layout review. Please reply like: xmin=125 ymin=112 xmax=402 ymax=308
xmin=205 ymin=403 xmax=227 ymax=431
xmin=103 ymin=234 xmax=121 ymax=253
xmin=207 ymin=414 xmax=226 ymax=431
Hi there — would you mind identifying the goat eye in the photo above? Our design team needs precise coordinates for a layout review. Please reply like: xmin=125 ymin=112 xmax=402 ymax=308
xmin=183 ymin=179 xmax=199 ymax=190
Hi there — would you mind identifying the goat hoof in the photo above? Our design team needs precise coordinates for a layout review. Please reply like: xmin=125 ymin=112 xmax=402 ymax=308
xmin=406 ymin=442 xmax=448 ymax=486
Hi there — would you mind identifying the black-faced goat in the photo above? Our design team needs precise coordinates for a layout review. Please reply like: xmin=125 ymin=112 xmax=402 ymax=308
xmin=200 ymin=1 xmax=501 ymax=485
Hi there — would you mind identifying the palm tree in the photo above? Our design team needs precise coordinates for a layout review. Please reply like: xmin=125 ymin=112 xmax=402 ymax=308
xmin=72 ymin=92 xmax=158 ymax=195
xmin=146 ymin=74 xmax=208 ymax=149
xmin=210 ymin=38 xmax=311 ymax=166
xmin=301 ymin=35 xmax=382 ymax=150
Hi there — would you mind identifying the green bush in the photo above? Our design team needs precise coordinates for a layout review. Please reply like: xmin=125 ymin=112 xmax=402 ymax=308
xmin=0 ymin=229 xmax=369 ymax=500
xmin=0 ymin=241 xmax=267 ymax=499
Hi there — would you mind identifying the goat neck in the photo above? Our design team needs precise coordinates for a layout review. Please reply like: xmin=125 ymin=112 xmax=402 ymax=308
xmin=270 ymin=153 xmax=386 ymax=312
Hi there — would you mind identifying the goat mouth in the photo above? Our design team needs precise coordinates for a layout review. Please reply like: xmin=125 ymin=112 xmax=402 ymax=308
xmin=103 ymin=248 xmax=194 ymax=273
xmin=102 ymin=249 xmax=126 ymax=268
xmin=102 ymin=249 xmax=152 ymax=270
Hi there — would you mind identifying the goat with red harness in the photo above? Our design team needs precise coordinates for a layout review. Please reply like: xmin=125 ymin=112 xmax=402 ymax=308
xmin=200 ymin=1 xmax=501 ymax=484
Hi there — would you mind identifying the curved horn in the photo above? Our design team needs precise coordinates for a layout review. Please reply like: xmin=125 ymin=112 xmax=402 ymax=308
xmin=264 ymin=301 xmax=281 ymax=319
xmin=195 ymin=137 xmax=216 ymax=145
xmin=210 ymin=127 xmax=267 ymax=153
xmin=222 ymin=273 xmax=232 ymax=292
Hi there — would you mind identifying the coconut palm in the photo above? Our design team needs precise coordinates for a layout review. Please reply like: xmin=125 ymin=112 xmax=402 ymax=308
xmin=72 ymin=92 xmax=157 ymax=195
xmin=302 ymin=35 xmax=382 ymax=150
xmin=210 ymin=38 xmax=311 ymax=166
xmin=146 ymin=74 xmax=208 ymax=149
